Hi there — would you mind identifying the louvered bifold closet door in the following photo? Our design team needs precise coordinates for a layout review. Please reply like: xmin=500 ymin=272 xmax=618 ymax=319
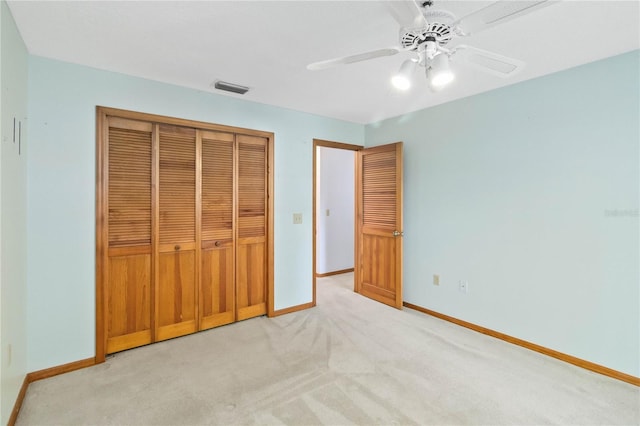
xmin=156 ymin=124 xmax=198 ymax=341
xmin=200 ymin=131 xmax=235 ymax=330
xmin=236 ymin=135 xmax=268 ymax=320
xmin=106 ymin=117 xmax=153 ymax=353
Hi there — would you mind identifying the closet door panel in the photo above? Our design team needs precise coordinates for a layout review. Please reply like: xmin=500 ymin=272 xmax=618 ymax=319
xmin=106 ymin=117 xmax=153 ymax=353
xmin=236 ymin=238 xmax=266 ymax=320
xmin=108 ymin=118 xmax=153 ymax=247
xmin=201 ymin=132 xmax=234 ymax=242
xmin=159 ymin=124 xmax=196 ymax=244
xmin=107 ymin=253 xmax=152 ymax=353
xmin=201 ymin=243 xmax=234 ymax=329
xmin=157 ymin=124 xmax=198 ymax=340
xmin=200 ymin=132 xmax=235 ymax=329
xmin=236 ymin=135 xmax=267 ymax=320
xmin=156 ymin=250 xmax=197 ymax=341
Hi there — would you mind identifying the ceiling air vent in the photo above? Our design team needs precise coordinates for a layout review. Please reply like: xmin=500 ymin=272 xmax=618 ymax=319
xmin=213 ymin=80 xmax=249 ymax=95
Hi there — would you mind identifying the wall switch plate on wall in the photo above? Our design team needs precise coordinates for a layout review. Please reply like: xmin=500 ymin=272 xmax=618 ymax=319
xmin=293 ymin=213 xmax=303 ymax=224
xmin=459 ymin=280 xmax=468 ymax=294
xmin=433 ymin=274 xmax=440 ymax=285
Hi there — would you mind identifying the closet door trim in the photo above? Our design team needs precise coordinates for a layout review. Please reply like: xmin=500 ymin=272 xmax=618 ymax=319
xmin=97 ymin=107 xmax=274 ymax=138
xmin=96 ymin=108 xmax=108 ymax=362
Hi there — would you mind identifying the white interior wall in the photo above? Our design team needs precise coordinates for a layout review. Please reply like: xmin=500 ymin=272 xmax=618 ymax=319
xmin=0 ymin=1 xmax=29 ymax=423
xmin=316 ymin=147 xmax=355 ymax=274
xmin=365 ymin=50 xmax=640 ymax=377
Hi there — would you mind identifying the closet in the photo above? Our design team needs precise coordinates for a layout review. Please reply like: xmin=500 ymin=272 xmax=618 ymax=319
xmin=96 ymin=107 xmax=273 ymax=359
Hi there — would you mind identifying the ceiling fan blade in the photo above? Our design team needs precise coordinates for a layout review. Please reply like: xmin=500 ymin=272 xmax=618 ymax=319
xmin=452 ymin=0 xmax=555 ymax=36
xmin=452 ymin=45 xmax=525 ymax=78
xmin=307 ymin=48 xmax=401 ymax=71
xmin=384 ymin=0 xmax=426 ymax=28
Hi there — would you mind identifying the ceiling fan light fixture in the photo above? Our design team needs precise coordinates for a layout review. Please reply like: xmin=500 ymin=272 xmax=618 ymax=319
xmin=431 ymin=69 xmax=454 ymax=87
xmin=391 ymin=60 xmax=415 ymax=91
xmin=428 ymin=53 xmax=455 ymax=88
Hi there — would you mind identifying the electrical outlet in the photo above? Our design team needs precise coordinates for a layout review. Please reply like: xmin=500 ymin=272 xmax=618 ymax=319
xmin=433 ymin=274 xmax=440 ymax=286
xmin=458 ymin=280 xmax=468 ymax=294
xmin=293 ymin=213 xmax=303 ymax=224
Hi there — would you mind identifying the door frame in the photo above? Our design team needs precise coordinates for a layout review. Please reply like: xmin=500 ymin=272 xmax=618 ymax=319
xmin=95 ymin=106 xmax=274 ymax=363
xmin=312 ymin=139 xmax=363 ymax=305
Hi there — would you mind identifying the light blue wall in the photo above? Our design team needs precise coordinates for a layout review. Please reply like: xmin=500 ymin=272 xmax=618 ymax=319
xmin=27 ymin=56 xmax=364 ymax=371
xmin=366 ymin=50 xmax=640 ymax=376
xmin=0 ymin=0 xmax=29 ymax=423
xmin=21 ymin=38 xmax=640 ymax=381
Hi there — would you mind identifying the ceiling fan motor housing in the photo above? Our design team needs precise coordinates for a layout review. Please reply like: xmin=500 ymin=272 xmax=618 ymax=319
xmin=400 ymin=21 xmax=453 ymax=50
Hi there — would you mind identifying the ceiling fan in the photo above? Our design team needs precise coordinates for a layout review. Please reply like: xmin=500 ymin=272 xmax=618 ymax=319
xmin=307 ymin=0 xmax=555 ymax=91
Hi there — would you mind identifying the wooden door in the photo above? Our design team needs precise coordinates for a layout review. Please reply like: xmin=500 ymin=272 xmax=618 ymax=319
xmin=200 ymin=130 xmax=235 ymax=330
xmin=156 ymin=124 xmax=198 ymax=341
xmin=104 ymin=117 xmax=153 ymax=353
xmin=355 ymin=142 xmax=403 ymax=309
xmin=236 ymin=135 xmax=268 ymax=320
xmin=97 ymin=106 xmax=274 ymax=360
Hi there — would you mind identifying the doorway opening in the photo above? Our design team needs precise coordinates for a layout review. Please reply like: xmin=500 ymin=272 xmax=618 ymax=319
xmin=312 ymin=139 xmax=362 ymax=305
xmin=313 ymin=139 xmax=404 ymax=310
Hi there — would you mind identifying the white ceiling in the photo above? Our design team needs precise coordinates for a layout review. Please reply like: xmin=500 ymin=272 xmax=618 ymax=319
xmin=7 ymin=0 xmax=640 ymax=124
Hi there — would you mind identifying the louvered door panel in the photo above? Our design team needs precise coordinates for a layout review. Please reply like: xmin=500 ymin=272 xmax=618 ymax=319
xmin=156 ymin=124 xmax=197 ymax=340
xmin=106 ymin=117 xmax=153 ymax=353
xmin=357 ymin=142 xmax=403 ymax=309
xmin=363 ymin=150 xmax=396 ymax=230
xmin=236 ymin=135 xmax=267 ymax=320
xmin=108 ymin=120 xmax=152 ymax=246
xmin=200 ymin=131 xmax=235 ymax=329
xmin=159 ymin=125 xmax=196 ymax=244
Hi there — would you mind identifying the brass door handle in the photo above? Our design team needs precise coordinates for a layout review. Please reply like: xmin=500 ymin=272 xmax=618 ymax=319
xmin=393 ymin=230 xmax=403 ymax=237
xmin=214 ymin=241 xmax=221 ymax=247
xmin=174 ymin=244 xmax=181 ymax=251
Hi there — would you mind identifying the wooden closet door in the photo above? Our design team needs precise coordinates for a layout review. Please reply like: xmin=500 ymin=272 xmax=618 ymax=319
xmin=156 ymin=124 xmax=198 ymax=341
xmin=236 ymin=135 xmax=268 ymax=320
xmin=200 ymin=131 xmax=235 ymax=330
xmin=105 ymin=117 xmax=153 ymax=353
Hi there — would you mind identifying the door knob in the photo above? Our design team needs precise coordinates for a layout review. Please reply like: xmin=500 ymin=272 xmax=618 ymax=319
xmin=214 ymin=241 xmax=221 ymax=247
xmin=174 ymin=245 xmax=181 ymax=251
xmin=393 ymin=230 xmax=403 ymax=237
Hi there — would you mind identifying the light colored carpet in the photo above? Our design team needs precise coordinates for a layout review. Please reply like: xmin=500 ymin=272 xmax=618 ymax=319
xmin=17 ymin=273 xmax=639 ymax=425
